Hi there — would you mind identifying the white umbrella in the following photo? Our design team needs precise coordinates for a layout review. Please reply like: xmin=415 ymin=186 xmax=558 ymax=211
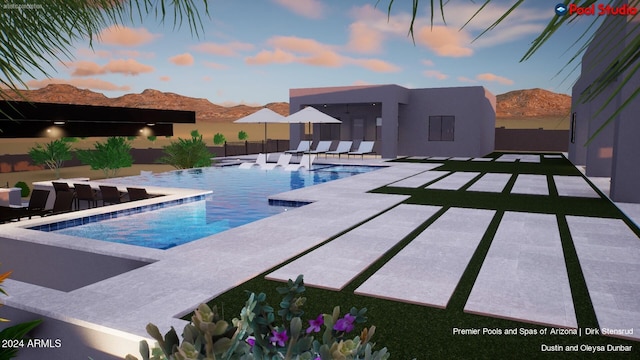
xmin=234 ymin=108 xmax=286 ymax=156
xmin=284 ymin=106 xmax=341 ymax=167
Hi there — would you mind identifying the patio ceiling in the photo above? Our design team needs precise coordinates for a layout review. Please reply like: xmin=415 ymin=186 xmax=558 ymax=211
xmin=0 ymin=101 xmax=195 ymax=138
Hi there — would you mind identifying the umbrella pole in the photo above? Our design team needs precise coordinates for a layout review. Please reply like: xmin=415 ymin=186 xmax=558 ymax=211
xmin=264 ymin=123 xmax=267 ymax=157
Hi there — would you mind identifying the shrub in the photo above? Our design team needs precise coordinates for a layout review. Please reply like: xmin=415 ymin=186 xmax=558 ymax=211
xmin=28 ymin=139 xmax=73 ymax=178
xmin=76 ymin=137 xmax=133 ymax=178
xmin=13 ymin=181 xmax=29 ymax=197
xmin=126 ymin=275 xmax=389 ymax=360
xmin=238 ymin=130 xmax=248 ymax=141
xmin=158 ymin=130 xmax=213 ymax=169
xmin=213 ymin=132 xmax=226 ymax=145
xmin=147 ymin=135 xmax=157 ymax=143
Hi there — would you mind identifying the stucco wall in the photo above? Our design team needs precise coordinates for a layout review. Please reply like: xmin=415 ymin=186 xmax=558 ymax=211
xmin=398 ymin=87 xmax=495 ymax=157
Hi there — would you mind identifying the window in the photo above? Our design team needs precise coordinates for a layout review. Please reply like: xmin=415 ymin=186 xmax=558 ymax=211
xmin=570 ymin=112 xmax=577 ymax=144
xmin=429 ymin=115 xmax=455 ymax=141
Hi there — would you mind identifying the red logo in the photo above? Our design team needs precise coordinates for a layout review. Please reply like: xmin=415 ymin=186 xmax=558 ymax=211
xmin=569 ymin=3 xmax=638 ymax=16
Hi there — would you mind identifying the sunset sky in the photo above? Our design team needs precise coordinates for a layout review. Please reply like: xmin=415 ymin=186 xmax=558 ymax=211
xmin=24 ymin=0 xmax=603 ymax=105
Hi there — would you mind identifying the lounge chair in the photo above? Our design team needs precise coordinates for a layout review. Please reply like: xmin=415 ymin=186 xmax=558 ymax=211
xmin=261 ymin=153 xmax=292 ymax=170
xmin=285 ymin=154 xmax=316 ymax=171
xmin=21 ymin=188 xmax=50 ymax=218
xmin=46 ymin=190 xmax=75 ymax=216
xmin=284 ymin=141 xmax=310 ymax=156
xmin=347 ymin=141 xmax=376 ymax=159
xmin=305 ymin=141 xmax=332 ymax=155
xmin=325 ymin=141 xmax=352 ymax=158
xmin=99 ymin=185 xmax=125 ymax=205
xmin=8 ymin=189 xmax=50 ymax=220
xmin=52 ymin=181 xmax=77 ymax=209
xmin=74 ymin=183 xmax=99 ymax=209
xmin=239 ymin=153 xmax=267 ymax=169
xmin=126 ymin=187 xmax=150 ymax=201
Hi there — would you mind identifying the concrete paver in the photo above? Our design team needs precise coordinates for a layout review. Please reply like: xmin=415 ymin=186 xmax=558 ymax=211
xmin=567 ymin=216 xmax=640 ymax=341
xmin=355 ymin=208 xmax=495 ymax=308
xmin=266 ymin=204 xmax=442 ymax=290
xmin=465 ymin=212 xmax=577 ymax=328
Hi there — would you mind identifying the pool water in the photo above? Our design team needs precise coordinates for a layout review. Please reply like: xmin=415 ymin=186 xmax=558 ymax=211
xmin=52 ymin=165 xmax=382 ymax=249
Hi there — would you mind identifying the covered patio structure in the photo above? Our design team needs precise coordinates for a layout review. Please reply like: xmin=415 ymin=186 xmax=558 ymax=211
xmin=0 ymin=101 xmax=195 ymax=138
xmin=288 ymin=84 xmax=496 ymax=159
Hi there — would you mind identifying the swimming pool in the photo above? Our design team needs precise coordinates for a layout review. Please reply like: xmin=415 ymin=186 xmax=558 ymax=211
xmin=43 ymin=165 xmax=382 ymax=249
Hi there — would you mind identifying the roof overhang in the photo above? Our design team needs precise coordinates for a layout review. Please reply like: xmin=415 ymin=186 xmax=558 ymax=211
xmin=0 ymin=101 xmax=195 ymax=138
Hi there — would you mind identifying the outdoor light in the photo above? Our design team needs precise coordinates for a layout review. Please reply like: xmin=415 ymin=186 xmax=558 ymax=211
xmin=146 ymin=123 xmax=155 ymax=126
xmin=53 ymin=121 xmax=65 ymax=125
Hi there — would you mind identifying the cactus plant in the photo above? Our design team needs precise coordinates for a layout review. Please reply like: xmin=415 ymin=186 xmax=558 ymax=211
xmin=126 ymin=275 xmax=390 ymax=360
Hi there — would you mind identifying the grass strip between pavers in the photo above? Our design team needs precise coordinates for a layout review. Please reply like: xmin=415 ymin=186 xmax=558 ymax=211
xmin=198 ymin=153 xmax=638 ymax=358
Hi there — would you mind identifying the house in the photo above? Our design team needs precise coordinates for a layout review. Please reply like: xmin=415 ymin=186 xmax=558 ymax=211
xmin=569 ymin=0 xmax=640 ymax=203
xmin=288 ymin=84 xmax=496 ymax=159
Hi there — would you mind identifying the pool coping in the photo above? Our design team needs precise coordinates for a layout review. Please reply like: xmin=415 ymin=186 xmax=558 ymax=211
xmin=1 ymin=157 xmax=419 ymax=356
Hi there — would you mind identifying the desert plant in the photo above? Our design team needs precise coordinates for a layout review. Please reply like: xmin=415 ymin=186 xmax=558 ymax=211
xmin=213 ymin=132 xmax=226 ymax=145
xmin=157 ymin=130 xmax=213 ymax=169
xmin=127 ymin=275 xmax=389 ymax=360
xmin=13 ymin=182 xmax=29 ymax=198
xmin=28 ymin=139 xmax=73 ymax=178
xmin=147 ymin=135 xmax=157 ymax=144
xmin=76 ymin=137 xmax=133 ymax=178
xmin=238 ymin=130 xmax=248 ymax=141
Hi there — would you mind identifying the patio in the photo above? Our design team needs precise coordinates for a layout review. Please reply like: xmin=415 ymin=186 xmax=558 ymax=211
xmin=1 ymin=153 xmax=639 ymax=358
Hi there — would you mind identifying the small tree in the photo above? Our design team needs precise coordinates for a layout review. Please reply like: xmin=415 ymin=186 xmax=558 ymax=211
xmin=28 ymin=139 xmax=73 ymax=178
xmin=158 ymin=130 xmax=213 ymax=169
xmin=76 ymin=137 xmax=133 ymax=178
xmin=238 ymin=130 xmax=248 ymax=141
xmin=213 ymin=132 xmax=226 ymax=145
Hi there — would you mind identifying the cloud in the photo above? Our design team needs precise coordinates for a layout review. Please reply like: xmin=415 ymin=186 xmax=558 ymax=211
xmin=416 ymin=26 xmax=473 ymax=57
xmin=77 ymin=48 xmax=155 ymax=59
xmin=169 ymin=53 xmax=194 ymax=66
xmin=346 ymin=22 xmax=384 ymax=54
xmin=245 ymin=49 xmax=297 ymax=65
xmin=476 ymin=73 xmax=514 ymax=85
xmin=160 ymin=76 xmax=171 ymax=82
xmin=68 ymin=59 xmax=154 ymax=76
xmin=352 ymin=80 xmax=371 ymax=86
xmin=203 ymin=61 xmax=228 ymax=70
xmin=423 ymin=70 xmax=448 ymax=80
xmin=192 ymin=42 xmax=254 ymax=56
xmin=25 ymin=78 xmax=131 ymax=91
xmin=98 ymin=25 xmax=160 ymax=46
xmin=203 ymin=76 xmax=212 ymax=82
xmin=248 ymin=35 xmax=399 ymax=73
xmin=268 ymin=36 xmax=330 ymax=54
xmin=422 ymin=59 xmax=435 ymax=66
xmin=350 ymin=58 xmax=400 ymax=72
xmin=273 ymin=0 xmax=324 ymax=19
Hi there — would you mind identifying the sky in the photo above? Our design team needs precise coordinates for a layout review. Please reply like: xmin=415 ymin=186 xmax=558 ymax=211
xmin=22 ymin=0 xmax=606 ymax=106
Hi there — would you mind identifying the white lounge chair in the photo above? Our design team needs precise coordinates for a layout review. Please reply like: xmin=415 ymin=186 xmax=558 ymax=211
xmin=261 ymin=153 xmax=292 ymax=170
xmin=285 ymin=141 xmax=310 ymax=155
xmin=239 ymin=153 xmax=267 ymax=169
xmin=305 ymin=141 xmax=332 ymax=155
xmin=347 ymin=141 xmax=375 ymax=159
xmin=285 ymin=154 xmax=316 ymax=171
xmin=325 ymin=141 xmax=352 ymax=158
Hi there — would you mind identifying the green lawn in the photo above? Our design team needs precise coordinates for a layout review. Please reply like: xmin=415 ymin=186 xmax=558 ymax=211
xmin=202 ymin=153 xmax=638 ymax=358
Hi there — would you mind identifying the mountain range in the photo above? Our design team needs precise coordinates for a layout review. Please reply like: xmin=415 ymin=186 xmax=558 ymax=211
xmin=3 ymin=84 xmax=570 ymax=122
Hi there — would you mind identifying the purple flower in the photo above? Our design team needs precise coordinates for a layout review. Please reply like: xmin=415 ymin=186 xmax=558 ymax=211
xmin=270 ymin=329 xmax=288 ymax=347
xmin=306 ymin=314 xmax=324 ymax=334
xmin=333 ymin=313 xmax=356 ymax=332
xmin=246 ymin=336 xmax=255 ymax=348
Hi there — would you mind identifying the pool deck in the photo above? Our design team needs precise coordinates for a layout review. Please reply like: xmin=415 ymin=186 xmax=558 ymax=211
xmin=2 ymin=154 xmax=640 ymax=358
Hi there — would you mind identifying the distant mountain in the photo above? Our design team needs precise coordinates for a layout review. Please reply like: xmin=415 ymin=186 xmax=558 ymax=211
xmin=496 ymin=88 xmax=571 ymax=119
xmin=5 ymin=84 xmax=290 ymax=123
xmin=5 ymin=84 xmax=570 ymax=122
